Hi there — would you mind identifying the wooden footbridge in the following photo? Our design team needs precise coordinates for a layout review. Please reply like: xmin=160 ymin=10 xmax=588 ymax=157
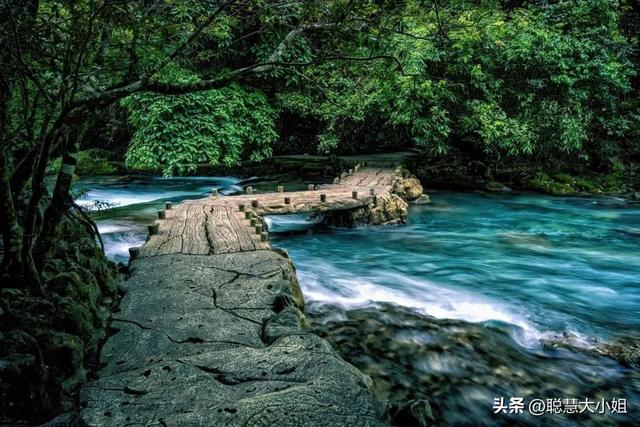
xmin=81 ymin=155 xmax=419 ymax=426
xmin=132 ymin=162 xmax=399 ymax=258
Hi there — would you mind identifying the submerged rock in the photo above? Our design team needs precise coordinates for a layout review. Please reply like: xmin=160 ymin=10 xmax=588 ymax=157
xmin=309 ymin=303 xmax=640 ymax=427
xmin=410 ymin=194 xmax=431 ymax=205
xmin=388 ymin=399 xmax=435 ymax=427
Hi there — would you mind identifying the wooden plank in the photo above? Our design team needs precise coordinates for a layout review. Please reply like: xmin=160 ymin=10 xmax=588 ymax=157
xmin=182 ymin=205 xmax=209 ymax=255
xmin=157 ymin=204 xmax=190 ymax=255
xmin=227 ymin=209 xmax=258 ymax=252
xmin=206 ymin=205 xmax=241 ymax=254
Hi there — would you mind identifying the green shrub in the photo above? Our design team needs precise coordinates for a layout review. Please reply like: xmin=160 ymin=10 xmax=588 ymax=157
xmin=122 ymin=67 xmax=277 ymax=176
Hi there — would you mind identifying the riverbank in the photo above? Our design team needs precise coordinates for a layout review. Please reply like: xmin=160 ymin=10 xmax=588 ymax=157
xmin=406 ymin=154 xmax=640 ymax=199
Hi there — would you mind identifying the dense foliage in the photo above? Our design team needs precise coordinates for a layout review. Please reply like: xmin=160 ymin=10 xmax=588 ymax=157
xmin=105 ymin=0 xmax=639 ymax=177
xmin=122 ymin=68 xmax=276 ymax=175
xmin=277 ymin=0 xmax=639 ymax=174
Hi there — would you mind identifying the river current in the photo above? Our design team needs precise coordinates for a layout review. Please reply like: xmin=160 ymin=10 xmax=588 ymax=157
xmin=78 ymin=175 xmax=639 ymax=426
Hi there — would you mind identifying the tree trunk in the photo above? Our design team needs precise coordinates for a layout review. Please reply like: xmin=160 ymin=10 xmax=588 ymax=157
xmin=0 ymin=68 xmax=26 ymax=285
xmin=0 ymin=150 xmax=26 ymax=285
xmin=36 ymin=129 xmax=82 ymax=268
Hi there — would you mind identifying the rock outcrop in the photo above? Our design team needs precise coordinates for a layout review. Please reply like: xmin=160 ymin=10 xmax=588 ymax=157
xmin=391 ymin=176 xmax=424 ymax=201
xmin=80 ymin=251 xmax=386 ymax=426
xmin=0 ymin=215 xmax=118 ymax=425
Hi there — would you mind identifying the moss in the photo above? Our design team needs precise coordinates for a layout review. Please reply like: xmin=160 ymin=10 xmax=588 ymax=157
xmin=525 ymin=173 xmax=577 ymax=195
xmin=551 ymin=173 xmax=601 ymax=193
xmin=524 ymin=170 xmax=632 ymax=195
xmin=1 ymin=214 xmax=120 ymax=424
xmin=486 ymin=181 xmax=503 ymax=190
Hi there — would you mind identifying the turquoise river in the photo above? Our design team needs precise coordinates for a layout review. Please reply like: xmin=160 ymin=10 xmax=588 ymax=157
xmin=77 ymin=175 xmax=640 ymax=426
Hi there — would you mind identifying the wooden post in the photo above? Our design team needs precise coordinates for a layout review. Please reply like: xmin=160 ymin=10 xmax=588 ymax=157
xmin=320 ymin=194 xmax=326 ymax=203
xmin=239 ymin=204 xmax=245 ymax=212
xmin=369 ymin=188 xmax=375 ymax=196
xmin=157 ymin=210 xmax=166 ymax=220
xmin=165 ymin=201 xmax=172 ymax=210
xmin=284 ymin=197 xmax=291 ymax=205
xmin=251 ymin=200 xmax=259 ymax=208
xmin=277 ymin=185 xmax=284 ymax=193
xmin=333 ymin=177 xmax=340 ymax=184
xmin=352 ymin=191 xmax=358 ymax=200
xmin=212 ymin=188 xmax=219 ymax=197
xmin=129 ymin=247 xmax=140 ymax=260
xmin=260 ymin=232 xmax=268 ymax=242
xmin=148 ymin=224 xmax=159 ymax=235
xmin=246 ymin=186 xmax=253 ymax=195
xmin=308 ymin=184 xmax=315 ymax=191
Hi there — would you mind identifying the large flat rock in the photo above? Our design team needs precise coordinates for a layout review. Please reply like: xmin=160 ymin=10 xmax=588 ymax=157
xmin=80 ymin=251 xmax=386 ymax=426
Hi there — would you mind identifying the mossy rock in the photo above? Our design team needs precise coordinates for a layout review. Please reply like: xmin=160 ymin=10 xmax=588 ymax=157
xmin=49 ymin=272 xmax=100 ymax=307
xmin=552 ymin=173 xmax=601 ymax=193
xmin=36 ymin=331 xmax=86 ymax=402
xmin=54 ymin=297 xmax=98 ymax=348
xmin=486 ymin=181 xmax=512 ymax=192
xmin=1 ymin=214 xmax=120 ymax=423
xmin=526 ymin=173 xmax=578 ymax=195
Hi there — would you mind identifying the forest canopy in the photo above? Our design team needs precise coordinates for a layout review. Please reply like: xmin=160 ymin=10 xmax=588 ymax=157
xmin=1 ymin=0 xmax=639 ymax=287
xmin=115 ymin=0 xmax=640 ymax=175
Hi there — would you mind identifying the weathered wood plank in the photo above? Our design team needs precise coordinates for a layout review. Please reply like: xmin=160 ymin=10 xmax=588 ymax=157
xmin=182 ymin=205 xmax=209 ymax=255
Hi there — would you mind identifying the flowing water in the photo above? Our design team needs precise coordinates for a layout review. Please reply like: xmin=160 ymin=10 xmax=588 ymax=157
xmin=75 ymin=175 xmax=311 ymax=263
xmin=78 ymin=177 xmax=640 ymax=426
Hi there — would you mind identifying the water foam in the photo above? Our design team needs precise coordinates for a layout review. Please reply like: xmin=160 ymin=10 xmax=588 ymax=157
xmin=298 ymin=265 xmax=554 ymax=348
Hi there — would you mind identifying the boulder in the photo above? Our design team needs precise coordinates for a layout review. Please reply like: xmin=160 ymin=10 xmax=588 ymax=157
xmin=369 ymin=194 xmax=408 ymax=225
xmin=392 ymin=177 xmax=424 ymax=201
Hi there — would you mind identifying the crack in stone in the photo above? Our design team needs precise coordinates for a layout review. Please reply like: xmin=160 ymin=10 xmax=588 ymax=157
xmin=84 ymin=385 xmax=150 ymax=396
xmin=212 ymin=288 xmax=263 ymax=326
xmin=112 ymin=317 xmax=262 ymax=349
xmin=165 ymin=334 xmax=261 ymax=349
xmin=203 ymin=205 xmax=214 ymax=255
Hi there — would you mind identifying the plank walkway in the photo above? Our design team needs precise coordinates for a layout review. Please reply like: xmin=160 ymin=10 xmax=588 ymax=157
xmin=137 ymin=164 xmax=397 ymax=257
